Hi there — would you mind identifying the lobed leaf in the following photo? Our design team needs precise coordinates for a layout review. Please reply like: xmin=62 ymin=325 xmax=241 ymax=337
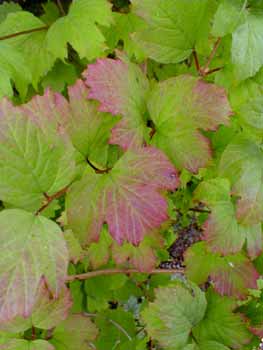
xmin=148 ymin=75 xmax=232 ymax=172
xmin=0 ymin=209 xmax=68 ymax=322
xmin=67 ymin=147 xmax=179 ymax=246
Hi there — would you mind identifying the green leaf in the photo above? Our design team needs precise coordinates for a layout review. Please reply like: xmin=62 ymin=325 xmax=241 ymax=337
xmin=232 ymin=10 xmax=263 ymax=80
xmin=142 ymin=283 xmax=207 ymax=350
xmin=40 ymin=1 xmax=60 ymax=25
xmin=132 ymin=0 xmax=215 ymax=63
xmin=84 ymin=57 xmax=149 ymax=150
xmin=194 ymin=178 xmax=263 ymax=256
xmin=0 ymin=339 xmax=54 ymax=350
xmin=65 ymin=79 xmax=117 ymax=166
xmin=104 ymin=12 xmax=146 ymax=60
xmin=50 ymin=314 xmax=98 ymax=350
xmin=185 ymin=242 xmax=259 ymax=299
xmin=0 ymin=209 xmax=68 ymax=322
xmin=219 ymin=136 xmax=263 ymax=225
xmin=192 ymin=289 xmax=251 ymax=348
xmin=41 ymin=61 xmax=77 ymax=93
xmin=147 ymin=75 xmax=232 ymax=172
xmin=0 ymin=92 xmax=75 ymax=211
xmin=0 ymin=2 xmax=21 ymax=24
xmin=87 ymin=226 xmax=112 ymax=269
xmin=66 ymin=147 xmax=178 ymax=246
xmin=95 ymin=309 xmax=136 ymax=349
xmin=212 ymin=0 xmax=247 ymax=37
xmin=0 ymin=43 xmax=32 ymax=99
xmin=0 ymin=12 xmax=54 ymax=87
xmin=46 ymin=0 xmax=113 ymax=61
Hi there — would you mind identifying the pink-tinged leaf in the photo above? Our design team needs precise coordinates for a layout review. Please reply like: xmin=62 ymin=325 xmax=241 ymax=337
xmin=0 ymin=209 xmax=68 ymax=323
xmin=185 ymin=242 xmax=259 ymax=299
xmin=0 ymin=94 xmax=75 ymax=212
xmin=211 ymin=254 xmax=259 ymax=300
xmin=194 ymin=178 xmax=263 ymax=257
xmin=84 ymin=57 xmax=149 ymax=150
xmin=67 ymin=147 xmax=179 ymax=246
xmin=219 ymin=137 xmax=263 ymax=225
xmin=250 ymin=326 xmax=263 ymax=338
xmin=112 ymin=234 xmax=162 ymax=272
xmin=0 ymin=281 xmax=72 ymax=332
xmin=50 ymin=314 xmax=98 ymax=350
xmin=147 ymin=75 xmax=232 ymax=172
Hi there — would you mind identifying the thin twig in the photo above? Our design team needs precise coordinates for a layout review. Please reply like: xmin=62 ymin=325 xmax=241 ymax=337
xmin=189 ymin=207 xmax=211 ymax=214
xmin=67 ymin=268 xmax=184 ymax=282
xmin=35 ymin=185 xmax=69 ymax=215
xmin=56 ymin=0 xmax=66 ymax=16
xmin=205 ymin=67 xmax=223 ymax=76
xmin=0 ymin=26 xmax=49 ymax=41
xmin=203 ymin=37 xmax=222 ymax=73
xmin=192 ymin=50 xmax=200 ymax=72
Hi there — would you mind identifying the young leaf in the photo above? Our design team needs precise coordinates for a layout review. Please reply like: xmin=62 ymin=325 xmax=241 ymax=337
xmin=0 ymin=209 xmax=68 ymax=322
xmin=67 ymin=147 xmax=179 ymax=245
xmin=194 ymin=178 xmax=263 ymax=256
xmin=0 ymin=93 xmax=75 ymax=212
xmin=147 ymin=75 xmax=232 ymax=172
xmin=0 ymin=12 xmax=53 ymax=87
xmin=219 ymin=136 xmax=263 ymax=225
xmin=46 ymin=0 xmax=113 ymax=61
xmin=84 ymin=57 xmax=149 ymax=150
xmin=232 ymin=11 xmax=263 ymax=80
xmin=50 ymin=314 xmax=98 ymax=350
xmin=132 ymin=0 xmax=214 ymax=63
xmin=192 ymin=289 xmax=251 ymax=348
xmin=0 ymin=2 xmax=21 ymax=24
xmin=142 ymin=283 xmax=207 ymax=350
xmin=0 ymin=339 xmax=55 ymax=350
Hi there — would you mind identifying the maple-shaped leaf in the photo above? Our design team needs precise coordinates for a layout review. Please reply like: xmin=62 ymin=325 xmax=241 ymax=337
xmin=103 ymin=12 xmax=146 ymax=61
xmin=185 ymin=242 xmax=259 ymax=299
xmin=46 ymin=0 xmax=113 ymax=61
xmin=0 ymin=12 xmax=54 ymax=87
xmin=219 ymin=136 xmax=263 ymax=225
xmin=132 ymin=0 xmax=214 ymax=64
xmin=84 ymin=57 xmax=149 ymax=150
xmin=64 ymin=79 xmax=117 ymax=166
xmin=66 ymin=147 xmax=179 ymax=246
xmin=0 ymin=42 xmax=31 ymax=100
xmin=194 ymin=178 xmax=263 ymax=257
xmin=232 ymin=11 xmax=263 ymax=80
xmin=0 ymin=92 xmax=75 ymax=212
xmin=50 ymin=314 xmax=98 ymax=350
xmin=192 ymin=289 xmax=251 ymax=348
xmin=0 ymin=282 xmax=72 ymax=333
xmin=142 ymin=282 xmax=207 ymax=350
xmin=147 ymin=75 xmax=232 ymax=172
xmin=0 ymin=339 xmax=55 ymax=350
xmin=0 ymin=209 xmax=68 ymax=322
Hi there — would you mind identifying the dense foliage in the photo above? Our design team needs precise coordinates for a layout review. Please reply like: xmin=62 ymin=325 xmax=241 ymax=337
xmin=1 ymin=0 xmax=263 ymax=349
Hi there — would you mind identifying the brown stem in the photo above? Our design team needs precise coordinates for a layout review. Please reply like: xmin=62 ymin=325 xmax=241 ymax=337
xmin=31 ymin=326 xmax=36 ymax=340
xmin=86 ymin=158 xmax=111 ymax=174
xmin=35 ymin=185 xmax=69 ymax=215
xmin=66 ymin=268 xmax=184 ymax=282
xmin=205 ymin=67 xmax=223 ymax=76
xmin=0 ymin=26 xmax=49 ymax=41
xmin=57 ymin=0 xmax=66 ymax=16
xmin=189 ymin=207 xmax=211 ymax=214
xmin=192 ymin=50 xmax=200 ymax=72
xmin=203 ymin=37 xmax=222 ymax=73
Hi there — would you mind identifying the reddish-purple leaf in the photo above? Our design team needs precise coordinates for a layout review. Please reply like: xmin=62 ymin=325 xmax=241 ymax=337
xmin=67 ymin=147 xmax=179 ymax=246
xmin=84 ymin=57 xmax=149 ymax=150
